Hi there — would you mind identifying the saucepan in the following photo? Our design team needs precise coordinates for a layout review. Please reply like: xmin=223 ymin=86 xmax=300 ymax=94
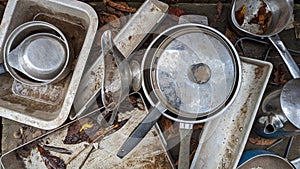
xmin=238 ymin=152 xmax=295 ymax=169
xmin=238 ymin=150 xmax=300 ymax=169
xmin=254 ymin=87 xmax=300 ymax=139
xmin=231 ymin=0 xmax=300 ymax=78
xmin=116 ymin=23 xmax=242 ymax=168
xmin=0 ymin=21 xmax=73 ymax=86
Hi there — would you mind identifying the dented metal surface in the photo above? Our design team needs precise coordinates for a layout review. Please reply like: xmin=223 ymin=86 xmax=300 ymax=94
xmin=191 ymin=57 xmax=273 ymax=169
xmin=0 ymin=0 xmax=98 ymax=129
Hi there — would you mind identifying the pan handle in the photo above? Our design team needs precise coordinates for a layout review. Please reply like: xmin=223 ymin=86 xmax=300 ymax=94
xmin=117 ymin=102 xmax=166 ymax=158
xmin=268 ymin=35 xmax=300 ymax=78
xmin=0 ymin=64 xmax=7 ymax=74
xmin=178 ymin=123 xmax=193 ymax=169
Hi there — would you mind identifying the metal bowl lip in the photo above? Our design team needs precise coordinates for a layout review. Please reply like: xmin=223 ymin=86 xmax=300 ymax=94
xmin=238 ymin=154 xmax=294 ymax=169
xmin=141 ymin=23 xmax=242 ymax=124
xmin=230 ymin=0 xmax=294 ymax=38
xmin=18 ymin=32 xmax=67 ymax=81
xmin=3 ymin=21 xmax=70 ymax=86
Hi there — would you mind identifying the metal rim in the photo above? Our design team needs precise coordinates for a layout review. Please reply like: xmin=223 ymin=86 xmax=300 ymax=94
xmin=3 ymin=21 xmax=70 ymax=86
xmin=238 ymin=154 xmax=294 ymax=169
xmin=142 ymin=23 xmax=242 ymax=123
xmin=18 ymin=33 xmax=67 ymax=81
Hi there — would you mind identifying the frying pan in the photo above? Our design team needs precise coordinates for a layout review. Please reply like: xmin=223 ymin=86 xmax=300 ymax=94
xmin=231 ymin=0 xmax=300 ymax=78
xmin=117 ymin=23 xmax=242 ymax=168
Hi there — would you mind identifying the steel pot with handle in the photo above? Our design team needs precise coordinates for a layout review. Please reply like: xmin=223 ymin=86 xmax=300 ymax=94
xmin=116 ymin=23 xmax=242 ymax=168
xmin=231 ymin=0 xmax=300 ymax=78
xmin=0 ymin=21 xmax=73 ymax=85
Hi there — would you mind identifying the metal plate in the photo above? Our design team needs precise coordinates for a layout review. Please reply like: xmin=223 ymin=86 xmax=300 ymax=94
xmin=190 ymin=57 xmax=273 ymax=169
xmin=0 ymin=93 xmax=173 ymax=169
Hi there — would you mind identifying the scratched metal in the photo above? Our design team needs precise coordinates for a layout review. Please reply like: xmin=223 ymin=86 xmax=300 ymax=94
xmin=0 ymin=0 xmax=98 ymax=130
xmin=0 ymin=93 xmax=173 ymax=169
xmin=72 ymin=0 xmax=169 ymax=119
xmin=191 ymin=57 xmax=273 ymax=169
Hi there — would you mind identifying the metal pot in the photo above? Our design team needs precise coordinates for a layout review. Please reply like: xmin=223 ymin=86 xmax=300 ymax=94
xmin=117 ymin=23 xmax=242 ymax=168
xmin=238 ymin=151 xmax=295 ymax=169
xmin=253 ymin=78 xmax=300 ymax=139
xmin=231 ymin=0 xmax=300 ymax=78
xmin=1 ymin=21 xmax=73 ymax=85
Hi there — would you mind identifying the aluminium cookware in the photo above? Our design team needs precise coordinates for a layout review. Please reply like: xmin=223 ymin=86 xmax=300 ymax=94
xmin=231 ymin=0 xmax=300 ymax=78
xmin=1 ymin=21 xmax=72 ymax=85
xmin=117 ymin=23 xmax=242 ymax=169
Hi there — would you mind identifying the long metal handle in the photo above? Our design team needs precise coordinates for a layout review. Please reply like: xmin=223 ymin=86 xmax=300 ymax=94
xmin=117 ymin=102 xmax=166 ymax=158
xmin=269 ymin=35 xmax=300 ymax=78
xmin=0 ymin=64 xmax=6 ymax=74
xmin=178 ymin=123 xmax=193 ymax=169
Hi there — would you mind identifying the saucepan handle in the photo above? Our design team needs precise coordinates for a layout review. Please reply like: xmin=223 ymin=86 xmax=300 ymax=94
xmin=178 ymin=123 xmax=194 ymax=169
xmin=117 ymin=102 xmax=166 ymax=158
xmin=0 ymin=64 xmax=7 ymax=74
xmin=268 ymin=35 xmax=300 ymax=78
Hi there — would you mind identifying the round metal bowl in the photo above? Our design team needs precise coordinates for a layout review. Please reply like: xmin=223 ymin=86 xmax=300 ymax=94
xmin=3 ymin=21 xmax=72 ymax=85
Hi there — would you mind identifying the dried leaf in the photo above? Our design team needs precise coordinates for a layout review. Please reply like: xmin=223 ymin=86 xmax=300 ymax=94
xmin=63 ymin=118 xmax=100 ymax=144
xmin=216 ymin=1 xmax=223 ymax=16
xmin=225 ymin=28 xmax=239 ymax=44
xmin=248 ymin=136 xmax=278 ymax=146
xmin=168 ymin=6 xmax=185 ymax=17
xmin=38 ymin=145 xmax=66 ymax=169
xmin=249 ymin=1 xmax=272 ymax=34
xmin=103 ymin=0 xmax=136 ymax=13
xmin=99 ymin=12 xmax=121 ymax=28
xmin=160 ymin=116 xmax=176 ymax=134
xmin=235 ymin=5 xmax=246 ymax=25
xmin=273 ymin=63 xmax=288 ymax=85
xmin=213 ymin=1 xmax=223 ymax=23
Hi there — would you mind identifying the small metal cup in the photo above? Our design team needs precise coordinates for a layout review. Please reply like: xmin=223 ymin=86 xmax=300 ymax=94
xmin=3 ymin=21 xmax=72 ymax=85
xmin=8 ymin=33 xmax=68 ymax=82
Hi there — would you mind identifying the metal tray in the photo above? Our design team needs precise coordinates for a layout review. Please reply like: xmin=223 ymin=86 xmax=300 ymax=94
xmin=0 ymin=0 xmax=98 ymax=129
xmin=71 ymin=0 xmax=169 ymax=119
xmin=190 ymin=57 xmax=273 ymax=169
xmin=0 ymin=93 xmax=173 ymax=169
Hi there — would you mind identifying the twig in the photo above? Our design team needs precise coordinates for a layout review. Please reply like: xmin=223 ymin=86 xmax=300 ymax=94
xmin=65 ymin=124 xmax=120 ymax=165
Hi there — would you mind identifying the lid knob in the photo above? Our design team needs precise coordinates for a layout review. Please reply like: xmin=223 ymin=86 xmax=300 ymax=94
xmin=188 ymin=63 xmax=211 ymax=84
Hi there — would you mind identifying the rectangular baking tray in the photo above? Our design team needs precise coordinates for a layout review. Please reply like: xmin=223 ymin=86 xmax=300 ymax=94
xmin=190 ymin=57 xmax=273 ymax=169
xmin=0 ymin=92 xmax=173 ymax=169
xmin=71 ymin=0 xmax=169 ymax=119
xmin=0 ymin=0 xmax=98 ymax=130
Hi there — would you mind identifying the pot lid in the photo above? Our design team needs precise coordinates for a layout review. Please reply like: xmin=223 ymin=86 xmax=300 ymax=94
xmin=150 ymin=25 xmax=240 ymax=118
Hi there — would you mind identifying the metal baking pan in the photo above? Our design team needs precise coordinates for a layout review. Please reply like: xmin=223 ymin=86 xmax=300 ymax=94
xmin=72 ymin=0 xmax=169 ymax=119
xmin=190 ymin=57 xmax=273 ymax=169
xmin=0 ymin=92 xmax=173 ymax=169
xmin=0 ymin=0 xmax=98 ymax=129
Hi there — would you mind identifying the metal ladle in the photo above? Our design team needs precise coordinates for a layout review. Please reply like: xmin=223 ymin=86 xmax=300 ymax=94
xmin=100 ymin=30 xmax=141 ymax=125
xmin=231 ymin=0 xmax=300 ymax=78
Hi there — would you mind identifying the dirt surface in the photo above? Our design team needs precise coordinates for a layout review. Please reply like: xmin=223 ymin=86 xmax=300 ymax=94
xmin=1 ymin=0 xmax=300 ymax=168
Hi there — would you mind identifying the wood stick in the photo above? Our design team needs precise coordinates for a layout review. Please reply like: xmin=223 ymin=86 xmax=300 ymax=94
xmin=66 ymin=124 xmax=119 ymax=165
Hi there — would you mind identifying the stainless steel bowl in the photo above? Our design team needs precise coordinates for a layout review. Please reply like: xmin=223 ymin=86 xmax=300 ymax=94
xmin=3 ymin=21 xmax=72 ymax=85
